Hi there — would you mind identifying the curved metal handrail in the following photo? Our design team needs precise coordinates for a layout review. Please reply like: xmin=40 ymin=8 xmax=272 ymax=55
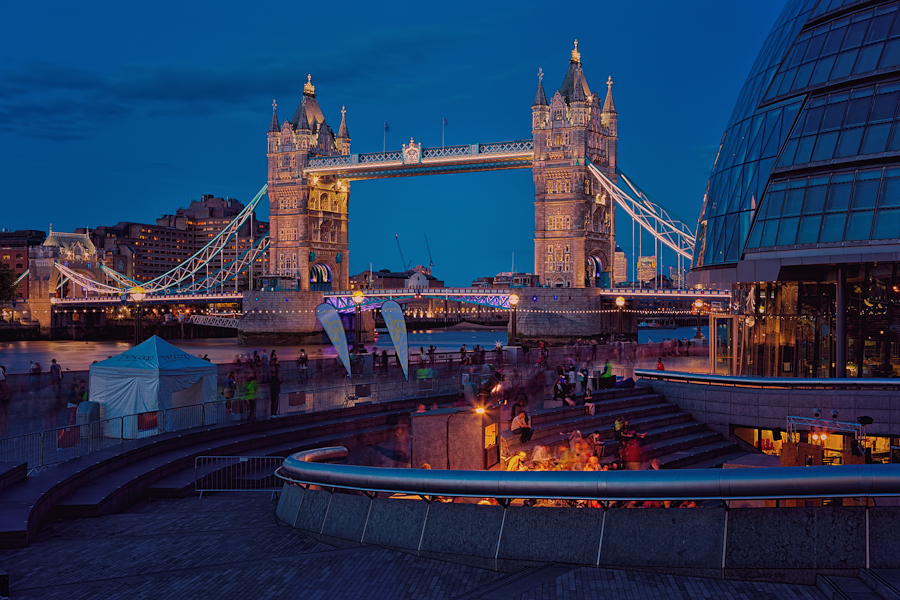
xmin=635 ymin=369 xmax=900 ymax=389
xmin=277 ymin=447 xmax=900 ymax=501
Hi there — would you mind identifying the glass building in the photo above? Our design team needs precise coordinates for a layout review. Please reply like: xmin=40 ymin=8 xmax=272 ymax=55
xmin=691 ymin=0 xmax=900 ymax=378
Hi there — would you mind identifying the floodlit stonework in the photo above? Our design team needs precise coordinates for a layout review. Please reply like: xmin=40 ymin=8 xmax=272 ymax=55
xmin=532 ymin=42 xmax=618 ymax=289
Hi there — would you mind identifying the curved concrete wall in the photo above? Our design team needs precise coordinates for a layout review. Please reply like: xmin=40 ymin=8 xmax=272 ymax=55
xmin=275 ymin=483 xmax=900 ymax=584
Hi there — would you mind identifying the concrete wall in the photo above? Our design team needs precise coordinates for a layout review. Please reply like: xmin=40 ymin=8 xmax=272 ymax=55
xmin=637 ymin=378 xmax=900 ymax=438
xmin=276 ymin=487 xmax=900 ymax=584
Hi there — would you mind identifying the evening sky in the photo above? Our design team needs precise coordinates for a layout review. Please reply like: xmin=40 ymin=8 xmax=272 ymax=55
xmin=0 ymin=0 xmax=786 ymax=285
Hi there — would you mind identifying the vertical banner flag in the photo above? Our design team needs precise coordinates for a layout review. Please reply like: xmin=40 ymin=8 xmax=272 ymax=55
xmin=381 ymin=300 xmax=409 ymax=381
xmin=316 ymin=303 xmax=352 ymax=377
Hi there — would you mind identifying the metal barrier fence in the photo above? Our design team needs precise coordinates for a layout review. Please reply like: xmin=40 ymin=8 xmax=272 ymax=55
xmin=194 ymin=455 xmax=286 ymax=499
xmin=40 ymin=424 xmax=91 ymax=467
xmin=0 ymin=374 xmax=461 ymax=474
xmin=0 ymin=433 xmax=42 ymax=473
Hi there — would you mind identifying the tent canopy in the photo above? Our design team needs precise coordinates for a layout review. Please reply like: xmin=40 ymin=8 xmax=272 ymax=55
xmin=89 ymin=335 xmax=218 ymax=419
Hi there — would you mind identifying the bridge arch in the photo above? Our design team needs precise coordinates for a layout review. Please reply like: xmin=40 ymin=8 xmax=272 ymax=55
xmin=309 ymin=262 xmax=333 ymax=291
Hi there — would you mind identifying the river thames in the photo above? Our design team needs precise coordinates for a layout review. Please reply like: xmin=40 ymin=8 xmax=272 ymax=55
xmin=0 ymin=326 xmax=708 ymax=374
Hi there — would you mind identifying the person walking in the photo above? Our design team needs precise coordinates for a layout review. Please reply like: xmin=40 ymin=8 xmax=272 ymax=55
xmin=244 ymin=374 xmax=259 ymax=422
xmin=269 ymin=372 xmax=281 ymax=417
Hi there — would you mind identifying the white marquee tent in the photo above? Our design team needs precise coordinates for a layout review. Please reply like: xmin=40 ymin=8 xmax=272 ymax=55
xmin=89 ymin=336 xmax=218 ymax=423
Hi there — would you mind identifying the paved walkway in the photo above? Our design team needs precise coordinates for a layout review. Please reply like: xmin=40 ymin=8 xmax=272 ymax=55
xmin=0 ymin=493 xmax=826 ymax=600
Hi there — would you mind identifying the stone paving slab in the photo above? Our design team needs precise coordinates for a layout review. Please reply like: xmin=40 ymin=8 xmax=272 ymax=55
xmin=0 ymin=493 xmax=828 ymax=600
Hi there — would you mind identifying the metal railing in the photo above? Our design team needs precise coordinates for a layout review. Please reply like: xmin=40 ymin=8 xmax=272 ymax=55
xmin=635 ymin=369 xmax=900 ymax=390
xmin=195 ymin=455 xmax=286 ymax=499
xmin=0 ymin=375 xmax=460 ymax=474
xmin=277 ymin=446 xmax=900 ymax=503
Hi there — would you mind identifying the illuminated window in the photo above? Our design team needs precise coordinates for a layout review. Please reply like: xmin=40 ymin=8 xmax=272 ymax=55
xmin=553 ymin=133 xmax=563 ymax=145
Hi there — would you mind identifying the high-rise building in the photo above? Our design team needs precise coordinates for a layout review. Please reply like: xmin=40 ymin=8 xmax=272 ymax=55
xmin=613 ymin=246 xmax=627 ymax=284
xmin=690 ymin=0 xmax=900 ymax=378
xmin=267 ymin=76 xmax=351 ymax=291
xmin=637 ymin=256 xmax=656 ymax=283
xmin=669 ymin=266 xmax=686 ymax=289
xmin=532 ymin=42 xmax=618 ymax=288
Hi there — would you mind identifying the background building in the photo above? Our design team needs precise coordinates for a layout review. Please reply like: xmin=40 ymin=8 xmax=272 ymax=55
xmin=81 ymin=195 xmax=268 ymax=283
xmin=691 ymin=0 xmax=900 ymax=378
xmin=637 ymin=255 xmax=656 ymax=283
xmin=613 ymin=246 xmax=628 ymax=284
xmin=0 ymin=230 xmax=45 ymax=301
xmin=532 ymin=43 xmax=618 ymax=288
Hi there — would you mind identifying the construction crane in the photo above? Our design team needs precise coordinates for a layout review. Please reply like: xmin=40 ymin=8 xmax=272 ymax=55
xmin=395 ymin=234 xmax=411 ymax=271
xmin=424 ymin=234 xmax=434 ymax=272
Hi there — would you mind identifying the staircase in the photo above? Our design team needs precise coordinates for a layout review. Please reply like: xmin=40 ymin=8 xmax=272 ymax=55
xmin=504 ymin=386 xmax=748 ymax=469
xmin=818 ymin=570 xmax=900 ymax=599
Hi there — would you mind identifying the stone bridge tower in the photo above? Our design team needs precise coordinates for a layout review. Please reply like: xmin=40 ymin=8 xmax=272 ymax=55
xmin=267 ymin=75 xmax=351 ymax=291
xmin=532 ymin=42 xmax=618 ymax=288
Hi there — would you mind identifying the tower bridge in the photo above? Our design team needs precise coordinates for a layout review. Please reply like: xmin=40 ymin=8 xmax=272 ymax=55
xmin=37 ymin=42 xmax=714 ymax=341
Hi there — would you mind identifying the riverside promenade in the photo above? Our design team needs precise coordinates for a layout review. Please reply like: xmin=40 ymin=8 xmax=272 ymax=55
xmin=0 ymin=492 xmax=826 ymax=600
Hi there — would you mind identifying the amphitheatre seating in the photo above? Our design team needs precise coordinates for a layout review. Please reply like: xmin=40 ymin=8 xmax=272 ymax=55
xmin=505 ymin=386 xmax=745 ymax=469
xmin=0 ymin=462 xmax=27 ymax=493
xmin=0 ymin=396 xmax=448 ymax=549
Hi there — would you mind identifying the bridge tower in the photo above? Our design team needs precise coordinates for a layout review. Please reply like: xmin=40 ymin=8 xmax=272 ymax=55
xmin=532 ymin=42 xmax=617 ymax=288
xmin=267 ymin=75 xmax=350 ymax=291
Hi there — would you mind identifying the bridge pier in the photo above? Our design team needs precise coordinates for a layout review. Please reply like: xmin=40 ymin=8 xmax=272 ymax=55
xmin=514 ymin=288 xmax=636 ymax=344
xmin=238 ymin=290 xmax=375 ymax=347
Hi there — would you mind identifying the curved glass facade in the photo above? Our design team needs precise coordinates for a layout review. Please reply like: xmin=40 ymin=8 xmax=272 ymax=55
xmin=693 ymin=0 xmax=817 ymax=268
xmin=695 ymin=0 xmax=900 ymax=379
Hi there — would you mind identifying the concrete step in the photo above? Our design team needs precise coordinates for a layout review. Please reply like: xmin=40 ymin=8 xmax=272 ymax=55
xmin=529 ymin=393 xmax=666 ymax=426
xmin=52 ymin=421 xmax=402 ymax=515
xmin=507 ymin=411 xmax=696 ymax=459
xmin=860 ymin=569 xmax=900 ymax=600
xmin=639 ymin=431 xmax=721 ymax=460
xmin=526 ymin=403 xmax=682 ymax=444
xmin=662 ymin=440 xmax=743 ymax=470
xmin=679 ymin=450 xmax=753 ymax=470
xmin=818 ymin=575 xmax=882 ymax=600
xmin=0 ymin=462 xmax=27 ymax=492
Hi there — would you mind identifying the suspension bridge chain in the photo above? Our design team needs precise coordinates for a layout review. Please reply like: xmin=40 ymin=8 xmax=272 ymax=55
xmin=588 ymin=162 xmax=695 ymax=261
xmin=52 ymin=184 xmax=269 ymax=295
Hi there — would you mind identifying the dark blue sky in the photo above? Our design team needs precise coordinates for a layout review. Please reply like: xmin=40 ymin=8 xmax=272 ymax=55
xmin=0 ymin=1 xmax=785 ymax=286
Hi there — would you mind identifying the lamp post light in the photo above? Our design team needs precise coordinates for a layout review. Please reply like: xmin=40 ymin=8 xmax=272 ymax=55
xmin=509 ymin=293 xmax=519 ymax=346
xmin=615 ymin=296 xmax=625 ymax=342
xmin=130 ymin=286 xmax=146 ymax=346
xmin=351 ymin=290 xmax=364 ymax=356
xmin=694 ymin=299 xmax=705 ymax=340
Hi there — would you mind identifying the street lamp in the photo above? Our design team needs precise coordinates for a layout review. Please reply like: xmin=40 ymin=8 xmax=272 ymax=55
xmin=351 ymin=290 xmax=364 ymax=356
xmin=509 ymin=294 xmax=519 ymax=346
xmin=693 ymin=299 xmax=705 ymax=340
xmin=130 ymin=286 xmax=146 ymax=346
xmin=615 ymin=296 xmax=625 ymax=342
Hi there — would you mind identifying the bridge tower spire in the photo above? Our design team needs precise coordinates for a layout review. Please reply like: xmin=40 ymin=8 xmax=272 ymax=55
xmin=532 ymin=42 xmax=617 ymax=289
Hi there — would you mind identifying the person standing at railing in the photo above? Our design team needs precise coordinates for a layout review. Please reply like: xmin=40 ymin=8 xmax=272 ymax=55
xmin=50 ymin=359 xmax=63 ymax=397
xmin=223 ymin=372 xmax=236 ymax=413
xmin=260 ymin=351 xmax=270 ymax=383
xmin=0 ymin=365 xmax=8 ymax=404
xmin=297 ymin=350 xmax=308 ymax=383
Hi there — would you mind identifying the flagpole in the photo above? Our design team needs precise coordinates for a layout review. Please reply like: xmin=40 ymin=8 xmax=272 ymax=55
xmin=442 ymin=120 xmax=444 ymax=148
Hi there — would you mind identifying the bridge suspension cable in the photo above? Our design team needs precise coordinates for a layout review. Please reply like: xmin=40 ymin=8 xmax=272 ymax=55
xmin=176 ymin=235 xmax=269 ymax=293
xmin=587 ymin=162 xmax=695 ymax=262
xmin=52 ymin=184 xmax=268 ymax=295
